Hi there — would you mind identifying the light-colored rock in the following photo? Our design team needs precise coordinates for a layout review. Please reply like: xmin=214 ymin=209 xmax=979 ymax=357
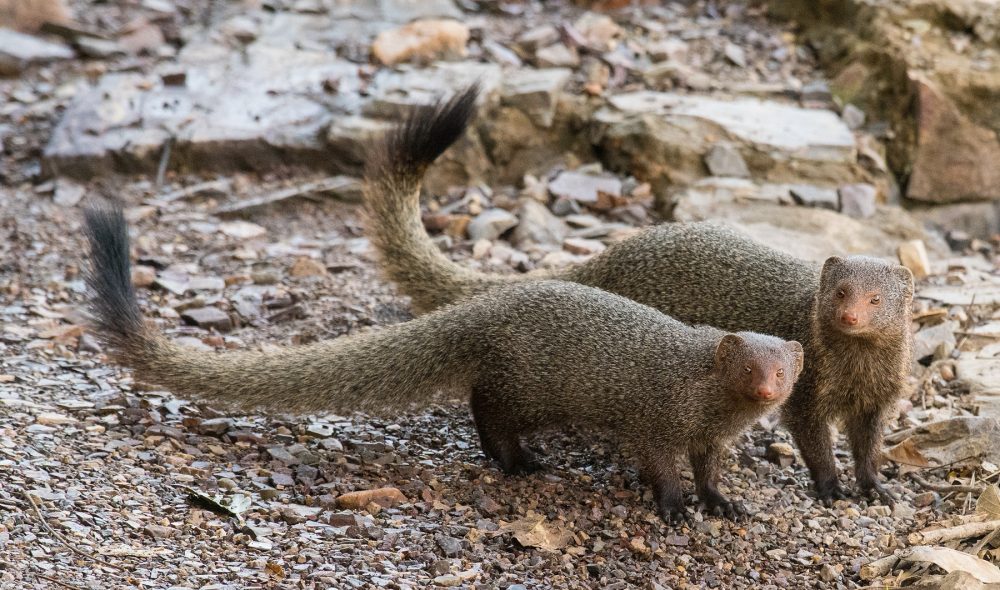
xmin=790 ymin=185 xmax=839 ymax=210
xmin=180 ymin=307 xmax=233 ymax=332
xmin=512 ymin=199 xmax=568 ymax=246
xmin=0 ymin=0 xmax=70 ymax=32
xmin=841 ymin=103 xmax=865 ymax=130
xmin=0 ymin=28 xmax=73 ymax=75
xmin=548 ymin=170 xmax=622 ymax=204
xmin=500 ymin=68 xmax=572 ymax=128
xmin=673 ymin=180 xmax=946 ymax=262
xmin=467 ymin=209 xmax=518 ymax=241
xmin=838 ymin=183 xmax=878 ymax=219
xmin=53 ymin=179 xmax=85 ymax=207
xmin=704 ymin=143 xmax=749 ymax=178
xmin=371 ymin=19 xmax=469 ymax=66
xmin=562 ymin=237 xmax=606 ymax=255
xmin=897 ymin=239 xmax=930 ymax=279
xmin=766 ymin=442 xmax=796 ymax=467
xmin=573 ymin=13 xmax=621 ymax=50
xmin=535 ymin=44 xmax=579 ymax=68
xmin=912 ymin=320 xmax=958 ymax=364
xmin=596 ymin=92 xmax=859 ymax=190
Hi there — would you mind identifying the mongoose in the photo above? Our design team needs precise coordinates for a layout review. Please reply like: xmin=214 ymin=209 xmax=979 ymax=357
xmin=363 ymin=85 xmax=914 ymax=504
xmin=83 ymin=206 xmax=804 ymax=522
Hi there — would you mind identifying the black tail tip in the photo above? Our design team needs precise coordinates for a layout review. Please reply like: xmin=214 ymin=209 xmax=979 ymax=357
xmin=367 ymin=83 xmax=481 ymax=179
xmin=83 ymin=204 xmax=144 ymax=342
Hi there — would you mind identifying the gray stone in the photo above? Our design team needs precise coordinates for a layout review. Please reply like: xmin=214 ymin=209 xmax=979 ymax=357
xmin=364 ymin=62 xmax=503 ymax=119
xmin=842 ymin=103 xmax=865 ymax=129
xmin=467 ymin=209 xmax=518 ymax=241
xmin=53 ymin=179 xmax=85 ymax=207
xmin=516 ymin=25 xmax=560 ymax=52
xmin=326 ymin=116 xmax=394 ymax=172
xmin=435 ymin=534 xmax=464 ymax=557
xmin=0 ymin=29 xmax=74 ymax=75
xmin=790 ymin=185 xmax=839 ymax=210
xmin=76 ymin=37 xmax=126 ymax=59
xmin=535 ymin=44 xmax=579 ymax=68
xmin=548 ymin=171 xmax=622 ymax=204
xmin=512 ymin=199 xmax=568 ymax=246
xmin=912 ymin=321 xmax=958 ymax=364
xmin=723 ymin=42 xmax=746 ymax=67
xmin=45 ymin=43 xmax=361 ymax=178
xmin=838 ymin=183 xmax=878 ymax=218
xmin=704 ymin=143 xmax=750 ymax=178
xmin=180 ymin=307 xmax=233 ymax=333
xmin=801 ymin=80 xmax=832 ymax=103
xmin=500 ymin=68 xmax=572 ymax=128
xmin=328 ymin=0 xmax=461 ymax=22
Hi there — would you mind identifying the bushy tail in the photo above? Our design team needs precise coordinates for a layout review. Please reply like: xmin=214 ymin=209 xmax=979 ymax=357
xmin=363 ymin=84 xmax=534 ymax=313
xmin=84 ymin=206 xmax=479 ymax=414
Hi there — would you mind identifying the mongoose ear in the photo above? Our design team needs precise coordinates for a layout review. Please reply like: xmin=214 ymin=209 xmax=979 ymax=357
xmin=895 ymin=266 xmax=915 ymax=301
xmin=714 ymin=334 xmax=744 ymax=366
xmin=785 ymin=340 xmax=804 ymax=375
xmin=820 ymin=256 xmax=845 ymax=284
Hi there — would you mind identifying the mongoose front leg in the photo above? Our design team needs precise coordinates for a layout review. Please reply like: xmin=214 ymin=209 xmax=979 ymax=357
xmin=470 ymin=386 xmax=541 ymax=475
xmin=845 ymin=408 xmax=896 ymax=505
xmin=690 ymin=443 xmax=746 ymax=520
xmin=641 ymin=457 xmax=686 ymax=524
xmin=784 ymin=403 xmax=846 ymax=505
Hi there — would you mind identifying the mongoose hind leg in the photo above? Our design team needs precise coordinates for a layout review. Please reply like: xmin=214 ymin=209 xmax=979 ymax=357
xmin=470 ymin=386 xmax=541 ymax=476
xmin=845 ymin=408 xmax=896 ymax=505
xmin=690 ymin=442 xmax=746 ymax=520
xmin=640 ymin=456 xmax=686 ymax=524
xmin=783 ymin=398 xmax=846 ymax=506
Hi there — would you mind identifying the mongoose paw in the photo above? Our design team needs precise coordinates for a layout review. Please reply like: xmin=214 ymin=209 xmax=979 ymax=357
xmin=861 ymin=482 xmax=897 ymax=506
xmin=702 ymin=494 xmax=748 ymax=521
xmin=502 ymin=455 xmax=542 ymax=476
xmin=815 ymin=481 xmax=849 ymax=507
xmin=658 ymin=504 xmax=689 ymax=525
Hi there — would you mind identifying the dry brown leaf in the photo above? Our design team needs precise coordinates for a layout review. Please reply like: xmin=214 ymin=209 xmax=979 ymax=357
xmin=265 ymin=561 xmax=285 ymax=578
xmin=899 ymin=546 xmax=1000 ymax=583
xmin=884 ymin=437 xmax=931 ymax=467
xmin=977 ymin=484 xmax=1000 ymax=518
xmin=498 ymin=515 xmax=573 ymax=551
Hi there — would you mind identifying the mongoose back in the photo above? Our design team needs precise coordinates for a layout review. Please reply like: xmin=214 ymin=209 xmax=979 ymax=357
xmin=84 ymin=206 xmax=804 ymax=522
xmin=363 ymin=85 xmax=914 ymax=503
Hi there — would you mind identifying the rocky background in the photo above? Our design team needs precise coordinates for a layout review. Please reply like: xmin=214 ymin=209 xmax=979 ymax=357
xmin=2 ymin=0 xmax=1000 ymax=588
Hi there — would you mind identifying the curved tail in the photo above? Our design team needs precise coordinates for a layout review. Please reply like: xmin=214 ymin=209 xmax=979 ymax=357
xmin=363 ymin=84 xmax=535 ymax=313
xmin=84 ymin=206 xmax=478 ymax=414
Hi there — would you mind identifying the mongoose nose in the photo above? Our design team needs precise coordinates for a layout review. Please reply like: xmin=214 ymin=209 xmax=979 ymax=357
xmin=840 ymin=311 xmax=859 ymax=326
xmin=754 ymin=385 xmax=777 ymax=400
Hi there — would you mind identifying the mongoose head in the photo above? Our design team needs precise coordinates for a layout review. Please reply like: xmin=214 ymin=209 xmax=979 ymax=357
xmin=714 ymin=333 xmax=803 ymax=405
xmin=817 ymin=256 xmax=914 ymax=338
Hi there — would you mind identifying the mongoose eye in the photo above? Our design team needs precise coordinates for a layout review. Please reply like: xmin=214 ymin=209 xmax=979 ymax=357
xmin=776 ymin=368 xmax=784 ymax=378
xmin=870 ymin=295 xmax=881 ymax=305
xmin=743 ymin=365 xmax=752 ymax=374
xmin=836 ymin=289 xmax=846 ymax=299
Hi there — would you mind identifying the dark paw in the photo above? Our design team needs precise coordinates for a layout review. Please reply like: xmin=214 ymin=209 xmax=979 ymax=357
xmin=702 ymin=493 xmax=747 ymax=520
xmin=658 ymin=503 xmax=689 ymax=525
xmin=860 ymin=481 xmax=897 ymax=506
xmin=815 ymin=481 xmax=849 ymax=507
xmin=501 ymin=454 xmax=542 ymax=476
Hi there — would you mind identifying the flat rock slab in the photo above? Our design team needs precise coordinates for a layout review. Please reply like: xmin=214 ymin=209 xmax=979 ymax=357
xmin=607 ymin=91 xmax=856 ymax=160
xmin=596 ymin=91 xmax=860 ymax=189
xmin=0 ymin=29 xmax=74 ymax=75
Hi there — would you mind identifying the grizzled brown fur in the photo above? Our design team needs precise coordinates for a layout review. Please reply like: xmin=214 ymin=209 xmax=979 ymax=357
xmin=84 ymin=206 xmax=803 ymax=522
xmin=363 ymin=85 xmax=914 ymax=503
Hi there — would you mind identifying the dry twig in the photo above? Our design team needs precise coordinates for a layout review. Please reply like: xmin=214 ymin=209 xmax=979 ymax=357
xmin=907 ymin=519 xmax=1000 ymax=545
xmin=909 ymin=472 xmax=984 ymax=495
xmin=22 ymin=489 xmax=127 ymax=572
